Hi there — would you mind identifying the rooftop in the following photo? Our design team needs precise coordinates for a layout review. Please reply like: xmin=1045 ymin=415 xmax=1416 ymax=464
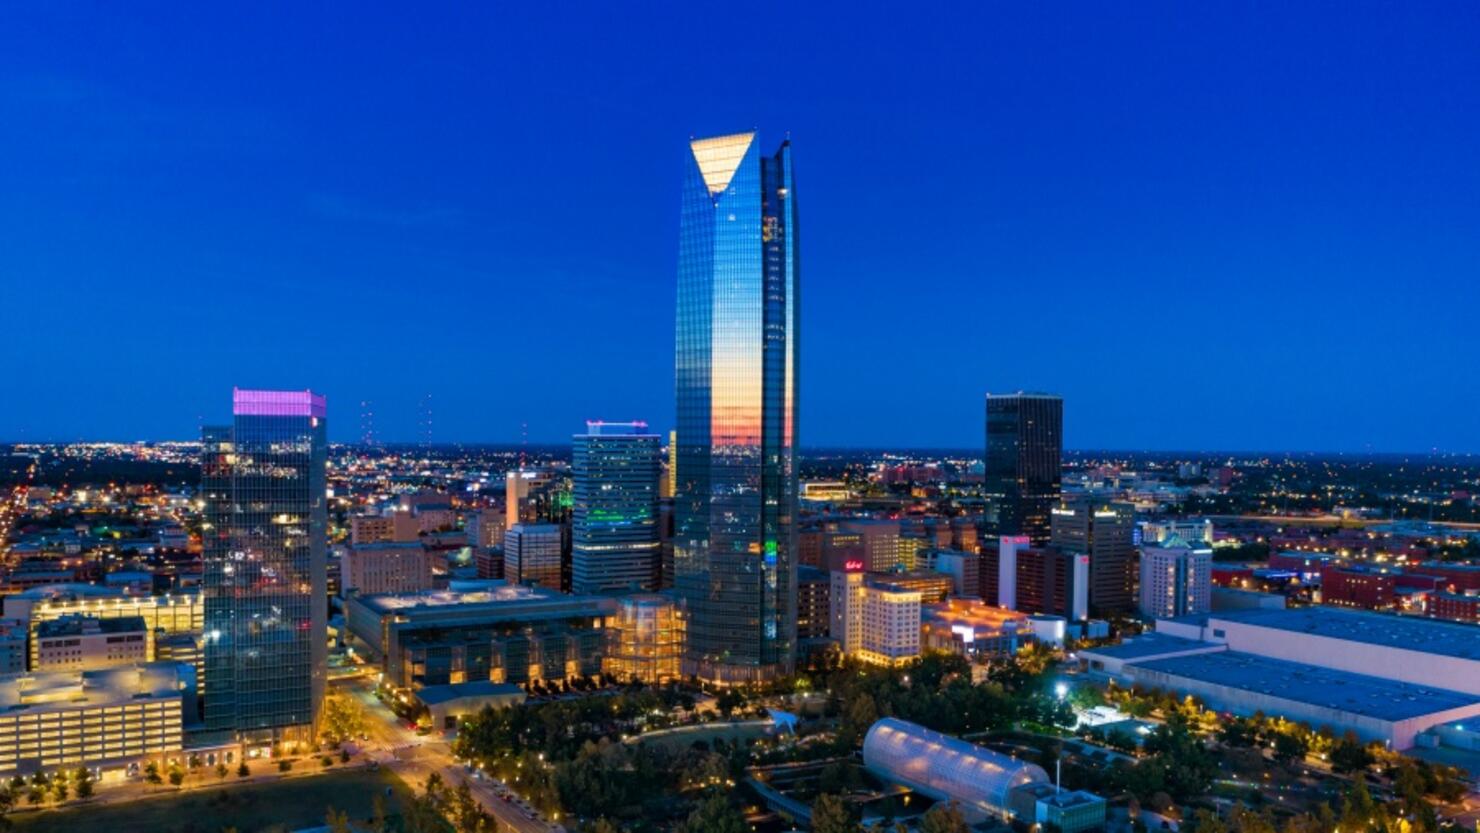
xmin=1079 ymin=632 xmax=1223 ymax=661
xmin=414 ymin=680 xmax=525 ymax=707
xmin=1210 ymin=606 xmax=1480 ymax=661
xmin=37 ymin=614 xmax=148 ymax=638
xmin=0 ymin=662 xmax=188 ymax=712
xmin=1128 ymin=651 xmax=1480 ymax=721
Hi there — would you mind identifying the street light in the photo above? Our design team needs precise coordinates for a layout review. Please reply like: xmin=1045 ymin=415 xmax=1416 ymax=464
xmin=1055 ymin=682 xmax=1069 ymax=700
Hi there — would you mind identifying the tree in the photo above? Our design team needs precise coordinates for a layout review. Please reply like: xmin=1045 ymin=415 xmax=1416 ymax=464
xmin=51 ymin=777 xmax=69 ymax=803
xmin=715 ymin=689 xmax=745 ymax=719
xmin=277 ymin=759 xmax=293 ymax=772
xmin=216 ymin=762 xmax=229 ymax=779
xmin=145 ymin=761 xmax=162 ymax=784
xmin=1271 ymin=730 xmax=1308 ymax=764
xmin=918 ymin=802 xmax=969 ymax=833
xmin=452 ymin=779 xmax=494 ymax=833
xmin=678 ymin=793 xmax=747 ymax=833
xmin=237 ymin=762 xmax=250 ymax=778
xmin=326 ymin=806 xmax=352 ymax=833
xmin=372 ymin=793 xmax=391 ymax=833
xmin=321 ymin=693 xmax=368 ymax=745
xmin=168 ymin=766 xmax=185 ymax=786
xmin=1329 ymin=732 xmax=1373 ymax=774
xmin=404 ymin=793 xmax=446 ymax=833
xmin=811 ymin=793 xmax=859 ymax=833
xmin=1339 ymin=779 xmax=1377 ymax=831
xmin=74 ymin=767 xmax=93 ymax=799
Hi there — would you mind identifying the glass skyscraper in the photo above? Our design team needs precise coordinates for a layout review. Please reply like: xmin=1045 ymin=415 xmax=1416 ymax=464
xmin=202 ymin=388 xmax=327 ymax=745
xmin=674 ymin=131 xmax=799 ymax=682
xmin=571 ymin=421 xmax=661 ymax=594
xmin=985 ymin=392 xmax=1063 ymax=546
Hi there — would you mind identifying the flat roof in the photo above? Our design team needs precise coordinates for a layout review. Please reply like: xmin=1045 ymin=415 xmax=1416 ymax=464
xmin=1079 ymin=632 xmax=1221 ymax=661
xmin=1210 ymin=606 xmax=1480 ymax=661
xmin=415 ymin=681 xmax=525 ymax=706
xmin=37 ymin=615 xmax=148 ymax=638
xmin=1128 ymin=651 xmax=1480 ymax=721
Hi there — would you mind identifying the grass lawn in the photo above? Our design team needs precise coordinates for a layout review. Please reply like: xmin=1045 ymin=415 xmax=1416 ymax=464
xmin=9 ymin=767 xmax=421 ymax=833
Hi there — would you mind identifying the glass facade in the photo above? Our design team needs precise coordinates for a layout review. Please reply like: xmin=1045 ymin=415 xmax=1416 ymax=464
xmin=202 ymin=388 xmax=327 ymax=742
xmin=985 ymin=393 xmax=1062 ymax=545
xmin=674 ymin=132 xmax=799 ymax=682
xmin=571 ymin=422 xmax=661 ymax=594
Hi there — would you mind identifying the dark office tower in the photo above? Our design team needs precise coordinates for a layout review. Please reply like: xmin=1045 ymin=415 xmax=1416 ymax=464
xmin=202 ymin=389 xmax=327 ymax=746
xmin=674 ymin=131 xmax=799 ymax=683
xmin=571 ymin=421 xmax=661 ymax=594
xmin=985 ymin=392 xmax=1063 ymax=546
xmin=1051 ymin=498 xmax=1137 ymax=615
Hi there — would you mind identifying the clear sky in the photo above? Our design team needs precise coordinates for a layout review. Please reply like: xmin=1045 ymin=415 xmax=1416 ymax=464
xmin=3 ymin=3 xmax=1477 ymax=452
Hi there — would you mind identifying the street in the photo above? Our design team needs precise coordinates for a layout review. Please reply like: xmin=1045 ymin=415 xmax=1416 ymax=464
xmin=340 ymin=677 xmax=561 ymax=833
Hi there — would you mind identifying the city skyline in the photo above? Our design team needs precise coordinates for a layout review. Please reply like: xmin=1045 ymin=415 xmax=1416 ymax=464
xmin=4 ymin=5 xmax=1478 ymax=453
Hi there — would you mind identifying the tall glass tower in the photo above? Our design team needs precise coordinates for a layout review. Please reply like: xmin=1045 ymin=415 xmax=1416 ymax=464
xmin=985 ymin=392 xmax=1063 ymax=546
xmin=674 ymin=131 xmax=799 ymax=683
xmin=203 ymin=388 xmax=327 ymax=745
xmin=572 ymin=421 xmax=661 ymax=594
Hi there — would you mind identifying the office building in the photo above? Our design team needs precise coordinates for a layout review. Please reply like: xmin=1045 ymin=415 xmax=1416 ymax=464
xmin=34 ymin=615 xmax=150 ymax=672
xmin=928 ymin=549 xmax=979 ymax=598
xmin=202 ymin=388 xmax=328 ymax=744
xmin=987 ymin=537 xmax=1089 ymax=620
xmin=3 ymin=585 xmax=202 ymax=671
xmin=604 ymin=593 xmax=684 ymax=684
xmin=505 ymin=470 xmax=554 ymax=529
xmin=1051 ymin=499 xmax=1136 ymax=615
xmin=0 ymin=622 xmax=24 ymax=674
xmin=504 ymin=524 xmax=563 ymax=591
xmin=344 ymin=585 xmax=615 ymax=689
xmin=572 ymin=421 xmax=661 ymax=594
xmin=984 ymin=393 xmax=1062 ymax=545
xmin=343 ymin=542 xmax=433 ymax=596
xmin=1138 ymin=538 xmax=1212 ymax=618
xmin=843 ymin=519 xmax=906 ymax=572
xmin=673 ymin=131 xmax=799 ymax=683
xmin=0 ymin=663 xmax=192 ymax=776
xmin=830 ymin=568 xmax=865 ymax=655
xmin=871 ymin=571 xmax=952 ymax=604
xmin=350 ymin=512 xmax=419 ymax=545
xmin=795 ymin=565 xmax=832 ymax=641
xmin=465 ymin=508 xmax=505 ymax=550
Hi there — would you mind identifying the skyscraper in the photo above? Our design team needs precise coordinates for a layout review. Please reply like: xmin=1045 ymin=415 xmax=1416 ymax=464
xmin=504 ymin=523 xmax=563 ymax=591
xmin=571 ymin=421 xmax=661 ymax=594
xmin=985 ymin=392 xmax=1063 ymax=545
xmin=674 ymin=131 xmax=799 ymax=683
xmin=202 ymin=388 xmax=327 ymax=745
xmin=1050 ymin=498 xmax=1137 ymax=615
xmin=1138 ymin=537 xmax=1212 ymax=618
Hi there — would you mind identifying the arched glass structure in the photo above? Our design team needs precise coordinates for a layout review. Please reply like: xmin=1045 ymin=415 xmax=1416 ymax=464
xmin=862 ymin=718 xmax=1049 ymax=819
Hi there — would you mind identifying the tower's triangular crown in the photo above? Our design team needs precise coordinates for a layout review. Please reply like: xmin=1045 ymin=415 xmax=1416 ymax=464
xmin=689 ymin=132 xmax=756 ymax=196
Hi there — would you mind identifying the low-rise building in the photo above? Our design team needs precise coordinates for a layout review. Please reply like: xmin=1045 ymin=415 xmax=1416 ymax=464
xmin=345 ymin=584 xmax=615 ymax=689
xmin=343 ymin=542 xmax=433 ymax=596
xmin=0 ymin=662 xmax=191 ymax=776
xmin=920 ymin=599 xmax=1030 ymax=659
xmin=34 ymin=615 xmax=151 ymax=672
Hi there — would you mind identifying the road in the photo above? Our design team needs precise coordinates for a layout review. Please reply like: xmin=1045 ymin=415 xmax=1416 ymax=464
xmin=0 ymin=459 xmax=36 ymax=566
xmin=340 ymin=677 xmax=561 ymax=833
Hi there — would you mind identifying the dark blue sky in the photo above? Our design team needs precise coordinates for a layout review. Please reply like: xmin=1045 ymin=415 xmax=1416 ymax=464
xmin=3 ymin=3 xmax=1477 ymax=451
